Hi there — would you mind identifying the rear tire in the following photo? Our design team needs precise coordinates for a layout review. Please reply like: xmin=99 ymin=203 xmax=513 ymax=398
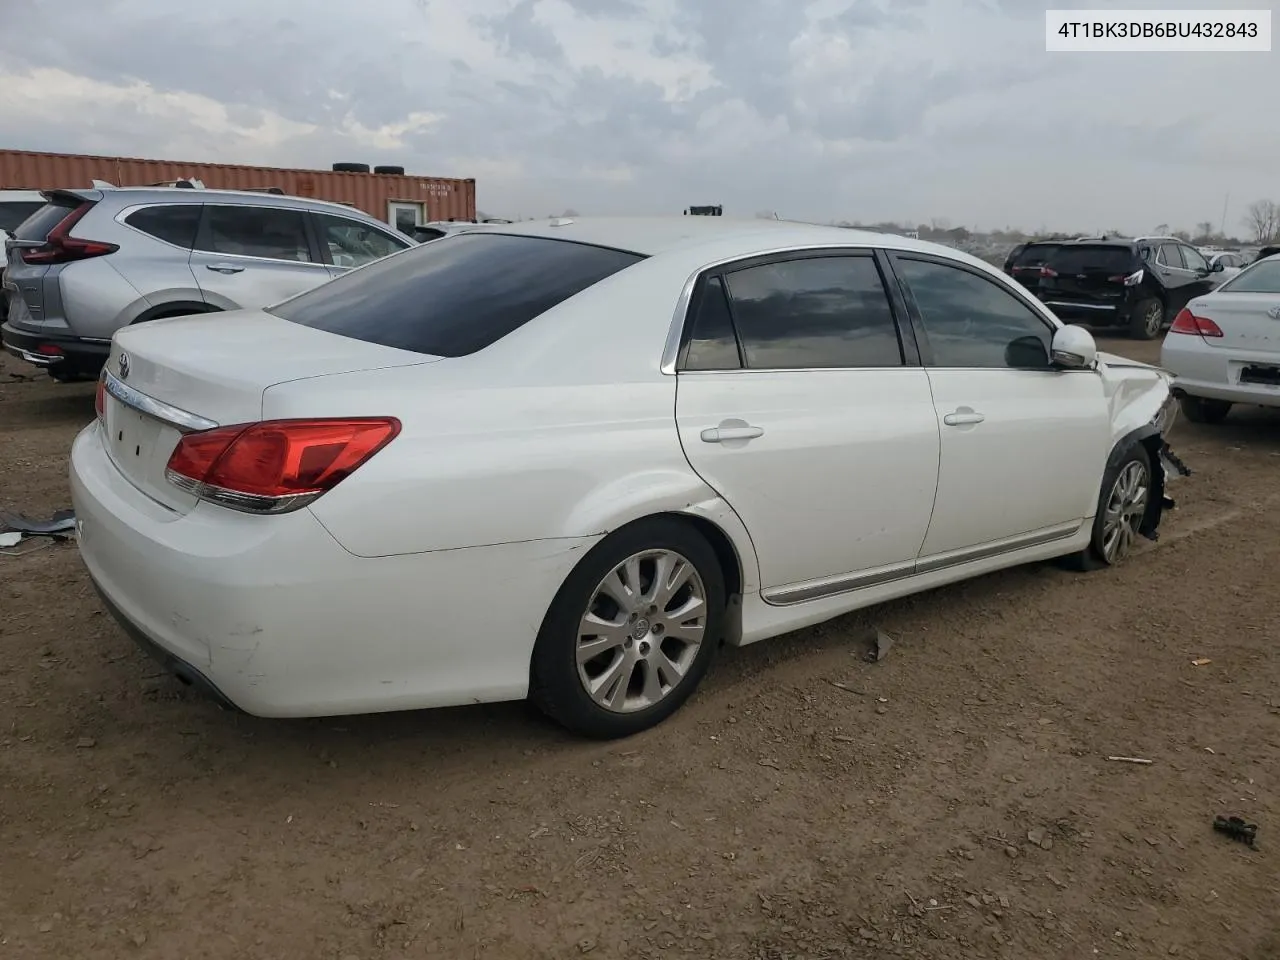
xmin=1178 ymin=395 xmax=1232 ymax=424
xmin=1128 ymin=297 xmax=1164 ymax=340
xmin=529 ymin=518 xmax=725 ymax=739
xmin=1060 ymin=442 xmax=1152 ymax=571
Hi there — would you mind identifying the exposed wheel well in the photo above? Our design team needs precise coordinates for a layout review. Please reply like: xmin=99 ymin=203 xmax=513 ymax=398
xmin=649 ymin=512 xmax=744 ymax=601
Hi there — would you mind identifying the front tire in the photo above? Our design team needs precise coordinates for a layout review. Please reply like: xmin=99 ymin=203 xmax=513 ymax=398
xmin=1129 ymin=297 xmax=1164 ymax=340
xmin=529 ymin=518 xmax=725 ymax=739
xmin=1178 ymin=395 xmax=1232 ymax=424
xmin=1062 ymin=443 xmax=1152 ymax=571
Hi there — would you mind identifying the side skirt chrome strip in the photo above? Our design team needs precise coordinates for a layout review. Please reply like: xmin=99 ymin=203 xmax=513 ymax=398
xmin=762 ymin=521 xmax=1084 ymax=606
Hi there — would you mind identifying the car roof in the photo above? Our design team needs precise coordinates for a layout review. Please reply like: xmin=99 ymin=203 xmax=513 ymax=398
xmin=474 ymin=216 xmax=975 ymax=262
xmin=78 ymin=185 xmax=383 ymax=218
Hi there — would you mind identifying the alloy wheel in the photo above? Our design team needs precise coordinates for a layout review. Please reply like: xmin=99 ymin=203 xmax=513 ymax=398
xmin=1144 ymin=302 xmax=1163 ymax=337
xmin=576 ymin=550 xmax=707 ymax=713
xmin=1101 ymin=460 xmax=1149 ymax=563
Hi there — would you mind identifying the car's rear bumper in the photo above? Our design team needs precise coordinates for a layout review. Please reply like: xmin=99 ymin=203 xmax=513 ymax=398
xmin=1161 ymin=335 xmax=1280 ymax=408
xmin=69 ymin=420 xmax=594 ymax=718
xmin=1 ymin=320 xmax=109 ymax=378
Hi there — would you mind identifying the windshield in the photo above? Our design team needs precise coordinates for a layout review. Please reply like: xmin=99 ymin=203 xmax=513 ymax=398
xmin=1218 ymin=259 xmax=1280 ymax=293
xmin=1044 ymin=245 xmax=1135 ymax=273
xmin=270 ymin=232 xmax=645 ymax=357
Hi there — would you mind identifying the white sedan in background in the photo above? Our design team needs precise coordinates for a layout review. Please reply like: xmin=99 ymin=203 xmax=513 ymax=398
xmin=1161 ymin=254 xmax=1280 ymax=423
xmin=71 ymin=218 xmax=1182 ymax=739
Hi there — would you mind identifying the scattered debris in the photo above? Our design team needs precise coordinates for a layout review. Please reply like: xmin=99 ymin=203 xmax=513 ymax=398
xmin=865 ymin=628 xmax=894 ymax=662
xmin=1191 ymin=658 xmax=1212 ymax=667
xmin=0 ymin=531 xmax=21 ymax=549
xmin=829 ymin=681 xmax=867 ymax=696
xmin=1027 ymin=827 xmax=1054 ymax=850
xmin=1106 ymin=756 xmax=1154 ymax=765
xmin=75 ymin=737 xmax=97 ymax=749
xmin=1212 ymin=815 xmax=1257 ymax=848
xmin=0 ymin=508 xmax=76 ymax=537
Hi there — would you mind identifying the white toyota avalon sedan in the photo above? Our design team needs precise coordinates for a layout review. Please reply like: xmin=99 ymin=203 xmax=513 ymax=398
xmin=1160 ymin=254 xmax=1280 ymax=423
xmin=71 ymin=217 xmax=1183 ymax=739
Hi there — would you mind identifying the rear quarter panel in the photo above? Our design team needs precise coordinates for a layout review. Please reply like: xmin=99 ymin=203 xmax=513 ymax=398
xmin=59 ymin=259 xmax=155 ymax=338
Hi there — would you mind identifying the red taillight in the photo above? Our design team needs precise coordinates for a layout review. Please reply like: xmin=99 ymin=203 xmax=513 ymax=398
xmin=33 ymin=344 xmax=64 ymax=357
xmin=20 ymin=203 xmax=119 ymax=265
xmin=165 ymin=418 xmax=401 ymax=514
xmin=1169 ymin=308 xmax=1223 ymax=338
xmin=1040 ymin=266 xmax=1058 ymax=278
xmin=95 ymin=374 xmax=105 ymax=420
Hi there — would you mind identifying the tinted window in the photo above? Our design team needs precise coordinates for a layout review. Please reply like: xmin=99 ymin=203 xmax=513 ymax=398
xmin=125 ymin=205 xmax=201 ymax=248
xmin=197 ymin=205 xmax=312 ymax=262
xmin=0 ymin=201 xmax=44 ymax=233
xmin=1012 ymin=243 xmax=1059 ymax=268
xmin=12 ymin=200 xmax=80 ymax=242
xmin=270 ymin=233 xmax=643 ymax=357
xmin=413 ymin=227 xmax=447 ymax=243
xmin=1181 ymin=245 xmax=1208 ymax=271
xmin=1045 ymin=245 xmax=1136 ymax=273
xmin=1219 ymin=260 xmax=1280 ymax=293
xmin=315 ymin=213 xmax=407 ymax=268
xmin=682 ymin=276 xmax=741 ymax=370
xmin=1157 ymin=244 xmax=1185 ymax=269
xmin=723 ymin=256 xmax=902 ymax=369
xmin=897 ymin=258 xmax=1052 ymax=369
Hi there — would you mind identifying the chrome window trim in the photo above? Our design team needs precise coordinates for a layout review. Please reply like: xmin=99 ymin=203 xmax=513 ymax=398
xmin=659 ymin=243 xmax=1063 ymax=375
xmin=103 ymin=370 xmax=219 ymax=433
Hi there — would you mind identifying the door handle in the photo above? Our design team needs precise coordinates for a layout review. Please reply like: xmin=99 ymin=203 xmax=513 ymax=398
xmin=701 ymin=424 xmax=764 ymax=443
xmin=943 ymin=410 xmax=985 ymax=426
xmin=206 ymin=263 xmax=246 ymax=274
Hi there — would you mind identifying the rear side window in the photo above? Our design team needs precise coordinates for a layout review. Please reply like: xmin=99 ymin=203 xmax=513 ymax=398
xmin=723 ymin=255 xmax=903 ymax=369
xmin=0 ymin=201 xmax=45 ymax=233
xmin=1045 ymin=245 xmax=1136 ymax=274
xmin=682 ymin=276 xmax=741 ymax=370
xmin=12 ymin=200 xmax=80 ymax=242
xmin=270 ymin=232 xmax=644 ymax=357
xmin=125 ymin=205 xmax=201 ymax=249
xmin=197 ymin=205 xmax=312 ymax=263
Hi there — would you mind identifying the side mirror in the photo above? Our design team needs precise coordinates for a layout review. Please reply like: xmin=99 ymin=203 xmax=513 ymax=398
xmin=1051 ymin=324 xmax=1097 ymax=369
xmin=1210 ymin=260 xmax=1224 ymax=272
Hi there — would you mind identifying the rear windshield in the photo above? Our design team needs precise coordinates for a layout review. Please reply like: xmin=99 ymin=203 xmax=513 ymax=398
xmin=1219 ymin=259 xmax=1280 ymax=293
xmin=1044 ymin=245 xmax=1136 ymax=273
xmin=1012 ymin=243 xmax=1059 ymax=267
xmin=0 ymin=201 xmax=45 ymax=233
xmin=11 ymin=199 xmax=80 ymax=242
xmin=270 ymin=232 xmax=645 ymax=357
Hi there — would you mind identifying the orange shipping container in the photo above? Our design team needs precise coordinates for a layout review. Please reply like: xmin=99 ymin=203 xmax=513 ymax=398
xmin=0 ymin=149 xmax=476 ymax=225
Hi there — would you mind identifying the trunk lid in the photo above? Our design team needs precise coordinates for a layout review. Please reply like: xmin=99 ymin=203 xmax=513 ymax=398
xmin=102 ymin=310 xmax=439 ymax=513
xmin=1188 ymin=292 xmax=1280 ymax=351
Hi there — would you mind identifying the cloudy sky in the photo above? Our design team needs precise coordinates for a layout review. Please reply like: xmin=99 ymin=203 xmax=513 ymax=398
xmin=1 ymin=0 xmax=1274 ymax=235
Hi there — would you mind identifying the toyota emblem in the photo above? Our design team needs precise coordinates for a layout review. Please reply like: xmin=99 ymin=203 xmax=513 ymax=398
xmin=118 ymin=352 xmax=130 ymax=380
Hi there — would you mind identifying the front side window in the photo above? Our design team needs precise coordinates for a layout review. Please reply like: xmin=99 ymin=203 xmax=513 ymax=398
xmin=314 ymin=213 xmax=407 ymax=268
xmin=197 ymin=205 xmax=312 ymax=263
xmin=270 ymin=232 xmax=644 ymax=357
xmin=896 ymin=258 xmax=1052 ymax=369
xmin=722 ymin=255 xmax=903 ymax=369
xmin=1181 ymin=245 xmax=1209 ymax=272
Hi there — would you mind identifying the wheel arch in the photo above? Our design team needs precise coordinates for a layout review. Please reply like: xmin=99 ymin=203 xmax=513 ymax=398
xmin=131 ymin=300 xmax=219 ymax=324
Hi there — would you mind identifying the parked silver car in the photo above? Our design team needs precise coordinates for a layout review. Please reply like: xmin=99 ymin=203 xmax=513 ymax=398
xmin=2 ymin=184 xmax=412 ymax=380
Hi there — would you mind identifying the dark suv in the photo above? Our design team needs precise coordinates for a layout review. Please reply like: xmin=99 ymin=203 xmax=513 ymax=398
xmin=1002 ymin=241 xmax=1064 ymax=289
xmin=1036 ymin=237 xmax=1222 ymax=339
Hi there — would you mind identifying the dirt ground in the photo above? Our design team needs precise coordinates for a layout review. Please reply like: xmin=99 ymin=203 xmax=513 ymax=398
xmin=1 ymin=338 xmax=1278 ymax=960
